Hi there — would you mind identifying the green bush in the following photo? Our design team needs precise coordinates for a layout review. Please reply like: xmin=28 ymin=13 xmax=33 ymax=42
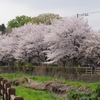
xmin=67 ymin=89 xmax=81 ymax=100
xmin=90 ymin=94 xmax=97 ymax=100
xmin=97 ymin=97 xmax=100 ymax=100
xmin=67 ymin=89 xmax=91 ymax=100
xmin=14 ymin=60 xmax=21 ymax=70
xmin=80 ymin=96 xmax=90 ymax=100
xmin=96 ymin=84 xmax=100 ymax=97
xmin=75 ymin=66 xmax=85 ymax=74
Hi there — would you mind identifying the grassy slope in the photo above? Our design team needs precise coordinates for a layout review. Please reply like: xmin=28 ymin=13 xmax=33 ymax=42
xmin=0 ymin=73 xmax=63 ymax=100
xmin=13 ymin=86 xmax=62 ymax=100
xmin=0 ymin=72 xmax=99 ymax=100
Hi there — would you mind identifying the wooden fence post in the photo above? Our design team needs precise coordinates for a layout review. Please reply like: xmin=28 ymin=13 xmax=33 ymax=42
xmin=4 ymin=82 xmax=11 ymax=100
xmin=14 ymin=96 xmax=24 ymax=100
xmin=0 ymin=77 xmax=24 ymax=100
xmin=0 ymin=77 xmax=3 ymax=95
xmin=8 ymin=88 xmax=15 ymax=100
xmin=2 ymin=79 xmax=8 ymax=100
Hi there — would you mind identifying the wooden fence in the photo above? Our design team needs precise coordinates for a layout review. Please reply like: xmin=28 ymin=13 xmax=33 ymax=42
xmin=0 ymin=77 xmax=24 ymax=100
xmin=83 ymin=67 xmax=92 ymax=74
xmin=95 ymin=67 xmax=100 ymax=75
xmin=82 ymin=67 xmax=100 ymax=75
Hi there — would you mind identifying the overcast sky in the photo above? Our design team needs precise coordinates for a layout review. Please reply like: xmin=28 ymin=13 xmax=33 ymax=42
xmin=1 ymin=0 xmax=100 ymax=30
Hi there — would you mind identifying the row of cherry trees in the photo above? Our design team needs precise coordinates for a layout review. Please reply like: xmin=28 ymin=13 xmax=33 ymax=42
xmin=0 ymin=16 xmax=99 ymax=66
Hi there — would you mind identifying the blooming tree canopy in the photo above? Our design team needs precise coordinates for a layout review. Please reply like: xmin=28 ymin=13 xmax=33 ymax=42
xmin=11 ymin=23 xmax=49 ymax=62
xmin=43 ymin=16 xmax=92 ymax=64
xmin=0 ymin=23 xmax=49 ymax=65
xmin=0 ymin=16 xmax=100 ymax=66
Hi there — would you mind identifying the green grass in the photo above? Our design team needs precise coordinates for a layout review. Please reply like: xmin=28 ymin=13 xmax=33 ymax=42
xmin=63 ymin=80 xmax=100 ymax=90
xmin=0 ymin=72 xmax=99 ymax=90
xmin=0 ymin=73 xmax=64 ymax=100
xmin=0 ymin=72 xmax=30 ymax=79
xmin=0 ymin=72 xmax=100 ymax=100
xmin=0 ymin=72 xmax=53 ymax=81
xmin=30 ymin=75 xmax=54 ymax=82
xmin=13 ymin=86 xmax=63 ymax=100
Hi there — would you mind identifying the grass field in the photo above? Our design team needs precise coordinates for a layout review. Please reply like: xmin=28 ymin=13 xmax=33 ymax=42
xmin=0 ymin=72 xmax=100 ymax=100
xmin=0 ymin=73 xmax=65 ymax=100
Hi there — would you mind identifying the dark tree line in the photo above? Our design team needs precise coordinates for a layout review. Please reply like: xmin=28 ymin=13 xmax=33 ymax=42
xmin=0 ymin=24 xmax=6 ymax=34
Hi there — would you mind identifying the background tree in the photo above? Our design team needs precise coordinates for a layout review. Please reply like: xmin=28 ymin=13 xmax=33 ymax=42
xmin=43 ymin=16 xmax=92 ymax=65
xmin=31 ymin=13 xmax=61 ymax=25
xmin=0 ymin=15 xmax=100 ymax=67
xmin=80 ymin=31 xmax=100 ymax=65
xmin=0 ymin=23 xmax=49 ymax=66
xmin=7 ymin=15 xmax=32 ymax=29
xmin=0 ymin=24 xmax=6 ymax=34
xmin=0 ymin=35 xmax=16 ymax=66
xmin=12 ymin=23 xmax=48 ymax=65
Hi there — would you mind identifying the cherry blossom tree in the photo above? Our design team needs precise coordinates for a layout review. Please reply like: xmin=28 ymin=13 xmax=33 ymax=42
xmin=0 ymin=16 xmax=100 ymax=67
xmin=0 ymin=34 xmax=16 ymax=66
xmin=0 ymin=23 xmax=49 ymax=65
xmin=43 ymin=16 xmax=92 ymax=64
xmin=11 ymin=23 xmax=49 ymax=65
xmin=80 ymin=31 xmax=100 ymax=65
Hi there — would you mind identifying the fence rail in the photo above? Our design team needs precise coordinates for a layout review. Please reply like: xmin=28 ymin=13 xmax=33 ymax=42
xmin=83 ymin=67 xmax=92 ymax=74
xmin=0 ymin=77 xmax=24 ymax=100
xmin=95 ymin=67 xmax=100 ymax=75
xmin=79 ymin=67 xmax=100 ymax=75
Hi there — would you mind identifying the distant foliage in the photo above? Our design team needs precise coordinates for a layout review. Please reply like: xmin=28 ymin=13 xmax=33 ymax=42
xmin=31 ymin=13 xmax=61 ymax=25
xmin=7 ymin=15 xmax=32 ymax=29
xmin=0 ymin=24 xmax=6 ymax=34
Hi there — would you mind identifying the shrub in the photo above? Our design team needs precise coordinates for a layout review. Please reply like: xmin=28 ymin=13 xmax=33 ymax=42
xmin=67 ymin=89 xmax=81 ymax=100
xmin=67 ymin=89 xmax=91 ymax=100
xmin=90 ymin=94 xmax=97 ymax=100
xmin=96 ymin=84 xmax=100 ymax=97
xmin=80 ymin=96 xmax=90 ymax=100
